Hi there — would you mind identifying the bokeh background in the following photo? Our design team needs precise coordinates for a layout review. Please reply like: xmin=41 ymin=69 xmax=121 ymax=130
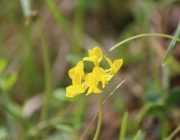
xmin=1 ymin=0 xmax=180 ymax=140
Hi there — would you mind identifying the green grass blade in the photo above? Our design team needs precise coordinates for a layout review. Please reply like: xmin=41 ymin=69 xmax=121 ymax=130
xmin=119 ymin=112 xmax=128 ymax=140
xmin=73 ymin=0 xmax=86 ymax=53
xmin=132 ymin=130 xmax=141 ymax=140
xmin=163 ymin=21 xmax=180 ymax=65
xmin=46 ymin=0 xmax=70 ymax=40
xmin=165 ymin=125 xmax=180 ymax=140
xmin=38 ymin=22 xmax=52 ymax=121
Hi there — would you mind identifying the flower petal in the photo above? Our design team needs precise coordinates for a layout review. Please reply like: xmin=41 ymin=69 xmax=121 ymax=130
xmin=66 ymin=85 xmax=87 ymax=97
xmin=86 ymin=87 xmax=102 ymax=95
xmin=104 ymin=55 xmax=113 ymax=68
xmin=72 ymin=73 xmax=81 ymax=86
xmin=93 ymin=67 xmax=106 ymax=81
xmin=91 ymin=46 xmax=103 ymax=61
xmin=113 ymin=59 xmax=123 ymax=72
xmin=93 ymin=67 xmax=113 ymax=88
xmin=83 ymin=46 xmax=103 ymax=66
xmin=85 ymin=72 xmax=102 ymax=95
xmin=69 ymin=61 xmax=85 ymax=79
xmin=83 ymin=56 xmax=97 ymax=62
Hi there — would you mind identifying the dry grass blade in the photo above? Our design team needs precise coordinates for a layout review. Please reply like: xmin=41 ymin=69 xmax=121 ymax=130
xmin=80 ymin=79 xmax=126 ymax=140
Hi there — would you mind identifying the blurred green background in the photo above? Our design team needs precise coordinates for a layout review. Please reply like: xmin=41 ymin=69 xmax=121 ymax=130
xmin=0 ymin=0 xmax=180 ymax=140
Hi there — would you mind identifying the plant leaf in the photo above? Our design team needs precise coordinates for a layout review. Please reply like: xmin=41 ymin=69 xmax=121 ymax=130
xmin=0 ymin=59 xmax=7 ymax=75
xmin=163 ymin=21 xmax=180 ymax=65
xmin=132 ymin=130 xmax=141 ymax=140
xmin=119 ymin=112 xmax=128 ymax=140
xmin=1 ymin=73 xmax=18 ymax=91
xmin=165 ymin=88 xmax=180 ymax=106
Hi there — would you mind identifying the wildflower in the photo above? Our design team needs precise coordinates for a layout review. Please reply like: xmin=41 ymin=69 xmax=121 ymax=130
xmin=93 ymin=67 xmax=113 ymax=88
xmin=104 ymin=55 xmax=123 ymax=75
xmin=68 ymin=61 xmax=85 ymax=79
xmin=83 ymin=46 xmax=103 ymax=67
xmin=66 ymin=73 xmax=87 ymax=97
xmin=66 ymin=46 xmax=123 ymax=97
xmin=85 ymin=72 xmax=102 ymax=95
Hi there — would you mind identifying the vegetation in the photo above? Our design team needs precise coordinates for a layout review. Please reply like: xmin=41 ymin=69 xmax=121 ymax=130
xmin=0 ymin=0 xmax=180 ymax=139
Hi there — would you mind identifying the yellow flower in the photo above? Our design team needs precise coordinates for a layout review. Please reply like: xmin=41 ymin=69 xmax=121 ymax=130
xmin=68 ymin=61 xmax=85 ymax=80
xmin=93 ymin=67 xmax=113 ymax=88
xmin=66 ymin=46 xmax=123 ymax=97
xmin=104 ymin=55 xmax=123 ymax=75
xmin=66 ymin=73 xmax=87 ymax=97
xmin=83 ymin=46 xmax=103 ymax=66
xmin=85 ymin=72 xmax=102 ymax=95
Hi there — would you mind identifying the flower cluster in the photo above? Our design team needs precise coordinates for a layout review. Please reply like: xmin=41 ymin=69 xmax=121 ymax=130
xmin=66 ymin=46 xmax=123 ymax=97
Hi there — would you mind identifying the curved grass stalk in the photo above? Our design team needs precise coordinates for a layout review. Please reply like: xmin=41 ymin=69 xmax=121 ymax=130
xmin=109 ymin=33 xmax=180 ymax=51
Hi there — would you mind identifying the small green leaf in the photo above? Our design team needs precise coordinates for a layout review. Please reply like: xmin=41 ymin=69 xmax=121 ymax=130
xmin=0 ymin=59 xmax=7 ymax=74
xmin=163 ymin=21 xmax=180 ymax=65
xmin=119 ymin=112 xmax=128 ymax=140
xmin=147 ymin=104 xmax=165 ymax=116
xmin=145 ymin=93 xmax=166 ymax=103
xmin=1 ymin=73 xmax=18 ymax=91
xmin=165 ymin=88 xmax=180 ymax=106
xmin=0 ymin=127 xmax=8 ymax=139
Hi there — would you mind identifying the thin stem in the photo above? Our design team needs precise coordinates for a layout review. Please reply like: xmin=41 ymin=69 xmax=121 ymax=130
xmin=165 ymin=124 xmax=180 ymax=140
xmin=80 ymin=80 xmax=125 ymax=140
xmin=109 ymin=33 xmax=180 ymax=51
xmin=37 ymin=21 xmax=52 ymax=121
xmin=93 ymin=94 xmax=102 ymax=140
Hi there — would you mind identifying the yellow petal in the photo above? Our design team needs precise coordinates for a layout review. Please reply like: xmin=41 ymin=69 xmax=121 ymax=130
xmin=91 ymin=46 xmax=103 ymax=61
xmin=104 ymin=55 xmax=123 ymax=75
xmin=69 ymin=61 xmax=85 ymax=79
xmin=72 ymin=73 xmax=81 ymax=86
xmin=104 ymin=55 xmax=113 ymax=68
xmin=83 ymin=56 xmax=97 ymax=62
xmin=85 ymin=73 xmax=98 ymax=87
xmin=85 ymin=72 xmax=101 ymax=95
xmin=83 ymin=46 xmax=103 ymax=66
xmin=66 ymin=85 xmax=87 ymax=97
xmin=93 ymin=67 xmax=113 ymax=88
xmin=93 ymin=67 xmax=106 ymax=81
xmin=113 ymin=59 xmax=123 ymax=72
xmin=101 ymin=75 xmax=113 ymax=88
xmin=86 ymin=87 xmax=102 ymax=95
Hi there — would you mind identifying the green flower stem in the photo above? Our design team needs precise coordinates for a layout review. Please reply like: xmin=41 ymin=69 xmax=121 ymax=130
xmin=109 ymin=33 xmax=180 ymax=51
xmin=38 ymin=21 xmax=52 ymax=121
xmin=93 ymin=94 xmax=102 ymax=140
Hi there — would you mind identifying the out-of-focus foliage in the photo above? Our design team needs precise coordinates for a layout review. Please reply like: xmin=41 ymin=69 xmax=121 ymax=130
xmin=0 ymin=0 xmax=180 ymax=139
